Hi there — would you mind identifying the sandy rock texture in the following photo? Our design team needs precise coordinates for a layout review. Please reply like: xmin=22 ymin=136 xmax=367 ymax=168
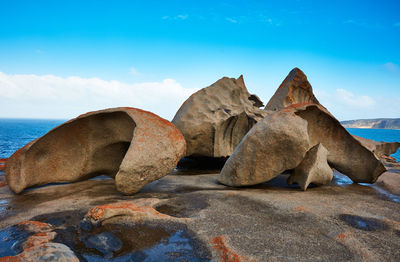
xmin=172 ymin=75 xmax=269 ymax=158
xmin=218 ymin=111 xmax=310 ymax=186
xmin=288 ymin=143 xmax=333 ymax=190
xmin=5 ymin=107 xmax=185 ymax=195
xmin=265 ymin=67 xmax=321 ymax=111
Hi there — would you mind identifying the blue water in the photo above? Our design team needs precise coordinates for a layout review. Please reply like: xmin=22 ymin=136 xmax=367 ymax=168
xmin=346 ymin=128 xmax=400 ymax=161
xmin=0 ymin=118 xmax=65 ymax=158
xmin=0 ymin=119 xmax=399 ymax=161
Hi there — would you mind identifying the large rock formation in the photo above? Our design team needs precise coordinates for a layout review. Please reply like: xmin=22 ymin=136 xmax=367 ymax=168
xmin=219 ymin=104 xmax=386 ymax=187
xmin=285 ymin=104 xmax=386 ymax=183
xmin=172 ymin=76 xmax=269 ymax=158
xmin=219 ymin=67 xmax=386 ymax=187
xmin=353 ymin=135 xmax=400 ymax=158
xmin=264 ymin=68 xmax=321 ymax=111
xmin=5 ymin=107 xmax=185 ymax=195
xmin=218 ymin=111 xmax=310 ymax=186
xmin=287 ymin=143 xmax=333 ymax=190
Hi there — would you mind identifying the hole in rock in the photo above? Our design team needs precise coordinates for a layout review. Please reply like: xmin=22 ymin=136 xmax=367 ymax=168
xmin=19 ymin=111 xmax=135 ymax=191
xmin=176 ymin=157 xmax=227 ymax=175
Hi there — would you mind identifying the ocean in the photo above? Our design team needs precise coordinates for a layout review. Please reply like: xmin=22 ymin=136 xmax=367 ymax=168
xmin=0 ymin=119 xmax=399 ymax=160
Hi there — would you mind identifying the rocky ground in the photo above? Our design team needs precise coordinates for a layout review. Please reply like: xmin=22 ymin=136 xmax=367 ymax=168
xmin=0 ymin=162 xmax=399 ymax=262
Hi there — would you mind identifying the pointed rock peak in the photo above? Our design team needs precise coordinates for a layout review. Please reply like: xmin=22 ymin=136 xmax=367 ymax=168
xmin=288 ymin=67 xmax=306 ymax=79
xmin=265 ymin=68 xmax=320 ymax=111
xmin=234 ymin=75 xmax=246 ymax=90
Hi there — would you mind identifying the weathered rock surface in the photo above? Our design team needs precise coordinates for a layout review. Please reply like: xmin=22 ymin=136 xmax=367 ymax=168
xmin=353 ymin=135 xmax=400 ymax=158
xmin=218 ymin=111 xmax=310 ymax=186
xmin=376 ymin=171 xmax=400 ymax=195
xmin=288 ymin=143 xmax=333 ymax=190
xmin=264 ymin=68 xmax=321 ymax=111
xmin=172 ymin=75 xmax=269 ymax=158
xmin=0 ymin=221 xmax=79 ymax=262
xmin=286 ymin=104 xmax=386 ymax=183
xmin=1 ymin=169 xmax=399 ymax=261
xmin=5 ymin=107 xmax=185 ymax=195
xmin=3 ymin=242 xmax=79 ymax=262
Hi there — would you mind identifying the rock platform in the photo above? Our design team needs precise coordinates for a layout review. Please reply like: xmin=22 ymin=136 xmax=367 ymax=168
xmin=1 ymin=166 xmax=399 ymax=261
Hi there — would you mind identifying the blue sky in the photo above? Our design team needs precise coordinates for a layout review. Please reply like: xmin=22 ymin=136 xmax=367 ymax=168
xmin=0 ymin=0 xmax=399 ymax=120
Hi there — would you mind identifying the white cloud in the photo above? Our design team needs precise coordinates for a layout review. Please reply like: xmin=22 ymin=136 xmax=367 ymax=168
xmin=225 ymin=17 xmax=238 ymax=24
xmin=384 ymin=62 xmax=400 ymax=73
xmin=257 ymin=15 xmax=281 ymax=26
xmin=0 ymin=72 xmax=198 ymax=120
xmin=162 ymin=14 xmax=188 ymax=20
xmin=314 ymin=88 xmax=386 ymax=120
xmin=129 ymin=67 xmax=141 ymax=76
xmin=176 ymin=14 xmax=188 ymax=20
xmin=335 ymin=89 xmax=375 ymax=108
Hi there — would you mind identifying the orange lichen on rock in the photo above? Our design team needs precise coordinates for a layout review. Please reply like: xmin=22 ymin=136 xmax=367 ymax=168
xmin=293 ymin=206 xmax=310 ymax=212
xmin=0 ymin=158 xmax=6 ymax=171
xmin=0 ymin=256 xmax=22 ymax=262
xmin=211 ymin=235 xmax=255 ymax=262
xmin=282 ymin=102 xmax=316 ymax=111
xmin=22 ymin=232 xmax=56 ymax=250
xmin=18 ymin=221 xmax=52 ymax=232
xmin=335 ymin=232 xmax=351 ymax=240
xmin=85 ymin=201 xmax=172 ymax=226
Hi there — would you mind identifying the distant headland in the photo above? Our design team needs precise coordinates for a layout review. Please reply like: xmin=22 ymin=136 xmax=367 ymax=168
xmin=341 ymin=118 xmax=400 ymax=129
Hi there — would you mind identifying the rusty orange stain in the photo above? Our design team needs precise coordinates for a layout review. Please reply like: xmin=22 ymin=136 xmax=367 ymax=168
xmin=18 ymin=221 xmax=50 ymax=230
xmin=86 ymin=202 xmax=170 ymax=220
xmin=334 ymin=231 xmax=352 ymax=241
xmin=293 ymin=206 xmax=310 ymax=212
xmin=22 ymin=232 xmax=55 ymax=249
xmin=211 ymin=235 xmax=255 ymax=262
xmin=336 ymin=233 xmax=348 ymax=240
xmin=0 ymin=256 xmax=23 ymax=262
